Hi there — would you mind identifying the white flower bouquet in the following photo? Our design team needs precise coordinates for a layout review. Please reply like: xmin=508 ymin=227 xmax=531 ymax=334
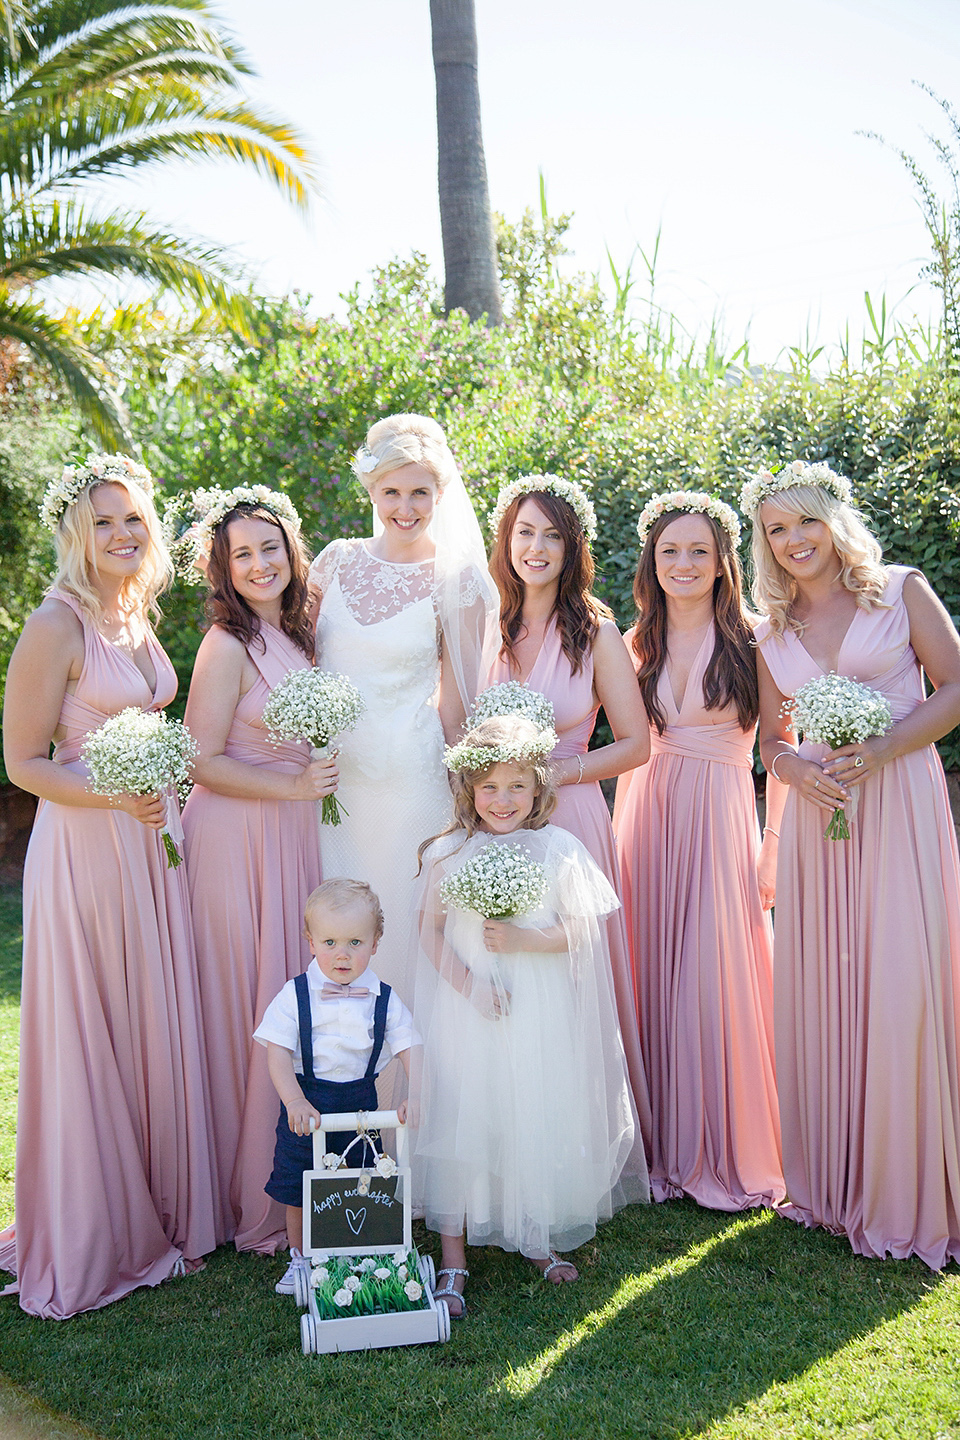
xmin=309 ymin=1249 xmax=426 ymax=1321
xmin=783 ymin=673 xmax=892 ymax=840
xmin=440 ymin=841 xmax=548 ymax=918
xmin=466 ymin=681 xmax=556 ymax=733
xmin=81 ymin=707 xmax=197 ymax=866
xmin=260 ymin=669 xmax=365 ymax=825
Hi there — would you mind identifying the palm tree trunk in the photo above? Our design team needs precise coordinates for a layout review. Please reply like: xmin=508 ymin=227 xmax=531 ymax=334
xmin=429 ymin=0 xmax=503 ymax=325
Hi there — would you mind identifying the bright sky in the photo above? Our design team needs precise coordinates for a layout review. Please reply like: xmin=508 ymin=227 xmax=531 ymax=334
xmin=105 ymin=0 xmax=960 ymax=364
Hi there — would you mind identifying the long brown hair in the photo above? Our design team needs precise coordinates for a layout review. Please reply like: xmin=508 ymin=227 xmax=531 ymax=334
xmin=631 ymin=510 xmax=758 ymax=734
xmin=489 ymin=491 xmax=611 ymax=676
xmin=206 ymin=503 xmax=314 ymax=659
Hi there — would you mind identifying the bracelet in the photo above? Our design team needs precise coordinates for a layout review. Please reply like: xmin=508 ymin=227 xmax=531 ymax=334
xmin=762 ymin=826 xmax=780 ymax=839
xmin=769 ymin=749 xmax=795 ymax=783
xmin=574 ymin=755 xmax=585 ymax=784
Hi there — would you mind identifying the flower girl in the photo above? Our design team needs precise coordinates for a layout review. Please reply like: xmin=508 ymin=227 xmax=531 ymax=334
xmin=411 ymin=715 xmax=648 ymax=1317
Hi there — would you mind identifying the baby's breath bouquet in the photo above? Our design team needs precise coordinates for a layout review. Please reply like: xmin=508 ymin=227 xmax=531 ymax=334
xmin=784 ymin=673 xmax=893 ymax=840
xmin=260 ymin=668 xmax=365 ymax=824
xmin=440 ymin=841 xmax=548 ymax=919
xmin=466 ymin=681 xmax=555 ymax=733
xmin=81 ymin=707 xmax=197 ymax=866
xmin=308 ymin=1249 xmax=427 ymax=1321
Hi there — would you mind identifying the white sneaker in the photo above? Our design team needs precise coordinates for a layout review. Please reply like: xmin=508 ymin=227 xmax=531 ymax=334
xmin=275 ymin=1248 xmax=308 ymax=1295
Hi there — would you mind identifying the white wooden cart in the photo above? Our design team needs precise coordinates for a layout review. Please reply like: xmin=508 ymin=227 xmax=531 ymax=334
xmin=290 ymin=1109 xmax=450 ymax=1355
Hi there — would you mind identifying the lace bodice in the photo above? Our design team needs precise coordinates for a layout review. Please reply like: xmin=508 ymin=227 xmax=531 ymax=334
xmin=310 ymin=539 xmax=439 ymax=627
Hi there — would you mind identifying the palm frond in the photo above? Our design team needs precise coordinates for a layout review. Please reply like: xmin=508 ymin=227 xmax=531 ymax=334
xmin=0 ymin=287 xmax=129 ymax=444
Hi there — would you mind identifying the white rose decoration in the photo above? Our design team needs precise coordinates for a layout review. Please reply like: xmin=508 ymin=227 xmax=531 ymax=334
xmin=404 ymin=1280 xmax=423 ymax=1302
xmin=333 ymin=1288 xmax=353 ymax=1307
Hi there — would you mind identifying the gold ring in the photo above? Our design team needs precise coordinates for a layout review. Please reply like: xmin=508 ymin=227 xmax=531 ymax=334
xmin=854 ymin=756 xmax=864 ymax=768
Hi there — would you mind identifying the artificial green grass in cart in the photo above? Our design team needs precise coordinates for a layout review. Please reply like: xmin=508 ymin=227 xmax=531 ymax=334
xmin=0 ymin=884 xmax=958 ymax=1440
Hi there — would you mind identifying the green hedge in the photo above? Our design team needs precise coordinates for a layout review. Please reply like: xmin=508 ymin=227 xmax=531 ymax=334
xmin=3 ymin=242 xmax=959 ymax=774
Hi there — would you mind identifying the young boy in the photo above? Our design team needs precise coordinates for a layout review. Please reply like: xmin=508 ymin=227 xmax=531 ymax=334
xmin=254 ymin=878 xmax=418 ymax=1293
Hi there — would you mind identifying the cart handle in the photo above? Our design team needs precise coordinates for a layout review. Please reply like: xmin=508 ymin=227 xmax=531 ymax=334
xmin=311 ymin=1109 xmax=408 ymax=1168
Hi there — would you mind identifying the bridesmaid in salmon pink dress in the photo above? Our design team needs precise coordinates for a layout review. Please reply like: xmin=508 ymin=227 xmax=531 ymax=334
xmin=613 ymin=492 xmax=785 ymax=1210
xmin=747 ymin=459 xmax=960 ymax=1267
xmin=0 ymin=456 xmax=216 ymax=1318
xmin=181 ymin=489 xmax=335 ymax=1254
xmin=487 ymin=474 xmax=653 ymax=1175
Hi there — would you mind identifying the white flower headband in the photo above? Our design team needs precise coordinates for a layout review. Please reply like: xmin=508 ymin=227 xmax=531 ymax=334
xmin=444 ymin=728 xmax=558 ymax=774
xmin=164 ymin=484 xmax=302 ymax=577
xmin=40 ymin=453 xmax=154 ymax=532
xmin=491 ymin=473 xmax=597 ymax=544
xmin=636 ymin=490 xmax=741 ymax=546
xmin=739 ymin=460 xmax=853 ymax=520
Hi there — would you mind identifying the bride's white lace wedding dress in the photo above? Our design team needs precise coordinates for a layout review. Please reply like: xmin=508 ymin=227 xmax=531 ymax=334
xmin=310 ymin=538 xmax=473 ymax=1014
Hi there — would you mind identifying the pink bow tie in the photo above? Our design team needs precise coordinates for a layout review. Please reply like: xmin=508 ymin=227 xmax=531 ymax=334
xmin=320 ymin=983 xmax=371 ymax=1000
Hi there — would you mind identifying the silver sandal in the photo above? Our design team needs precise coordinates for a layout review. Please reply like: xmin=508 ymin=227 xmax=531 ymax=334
xmin=541 ymin=1252 xmax=576 ymax=1281
xmin=433 ymin=1266 xmax=469 ymax=1318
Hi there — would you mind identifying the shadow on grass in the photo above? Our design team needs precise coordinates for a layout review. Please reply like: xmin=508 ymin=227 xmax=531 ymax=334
xmin=0 ymin=1200 xmax=946 ymax=1440
xmin=0 ymin=885 xmax=22 ymax=1004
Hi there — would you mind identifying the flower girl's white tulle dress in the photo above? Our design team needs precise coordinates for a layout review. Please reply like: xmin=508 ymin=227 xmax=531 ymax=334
xmin=411 ymin=825 xmax=649 ymax=1258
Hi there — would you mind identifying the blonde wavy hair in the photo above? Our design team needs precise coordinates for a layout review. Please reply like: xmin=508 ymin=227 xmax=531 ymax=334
xmin=750 ymin=483 xmax=888 ymax=636
xmin=50 ymin=477 xmax=173 ymax=622
xmin=353 ymin=413 xmax=459 ymax=494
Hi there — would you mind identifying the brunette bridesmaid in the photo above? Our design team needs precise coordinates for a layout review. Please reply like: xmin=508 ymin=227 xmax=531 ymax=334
xmin=613 ymin=490 xmax=785 ymax=1210
xmin=747 ymin=459 xmax=960 ymax=1267
xmin=1 ymin=455 xmax=216 ymax=1318
xmin=487 ymin=473 xmax=653 ymax=1166
xmin=181 ymin=486 xmax=335 ymax=1253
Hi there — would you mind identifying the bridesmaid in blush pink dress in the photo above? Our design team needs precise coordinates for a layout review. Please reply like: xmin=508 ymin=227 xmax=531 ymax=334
xmin=487 ymin=474 xmax=653 ymax=1162
xmin=181 ymin=489 xmax=335 ymax=1254
xmin=613 ymin=494 xmax=785 ymax=1210
xmin=748 ymin=459 xmax=960 ymax=1267
xmin=0 ymin=457 xmax=216 ymax=1318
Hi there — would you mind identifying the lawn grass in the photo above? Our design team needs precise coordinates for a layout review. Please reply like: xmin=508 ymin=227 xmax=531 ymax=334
xmin=0 ymin=881 xmax=958 ymax=1440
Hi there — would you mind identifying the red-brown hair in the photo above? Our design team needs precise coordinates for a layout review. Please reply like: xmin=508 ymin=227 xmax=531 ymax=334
xmin=206 ymin=503 xmax=314 ymax=659
xmin=489 ymin=491 xmax=611 ymax=676
xmin=631 ymin=511 xmax=758 ymax=734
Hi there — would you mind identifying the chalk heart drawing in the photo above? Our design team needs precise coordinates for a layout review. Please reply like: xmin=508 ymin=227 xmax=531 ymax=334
xmin=345 ymin=1207 xmax=367 ymax=1236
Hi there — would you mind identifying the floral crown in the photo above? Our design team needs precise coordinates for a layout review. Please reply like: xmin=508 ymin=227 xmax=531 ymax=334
xmin=636 ymin=490 xmax=741 ymax=546
xmin=491 ymin=473 xmax=597 ymax=544
xmin=163 ymin=484 xmax=302 ymax=576
xmin=444 ymin=727 xmax=558 ymax=774
xmin=40 ymin=454 xmax=154 ymax=532
xmin=739 ymin=460 xmax=853 ymax=520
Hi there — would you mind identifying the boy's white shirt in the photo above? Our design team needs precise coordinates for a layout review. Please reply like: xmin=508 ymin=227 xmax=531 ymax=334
xmin=253 ymin=961 xmax=419 ymax=1080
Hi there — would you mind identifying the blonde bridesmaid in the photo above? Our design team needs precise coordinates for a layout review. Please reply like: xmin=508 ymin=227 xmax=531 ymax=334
xmin=181 ymin=487 xmax=335 ymax=1254
xmin=613 ymin=491 xmax=785 ymax=1210
xmin=487 ymin=473 xmax=653 ymax=1170
xmin=747 ymin=459 xmax=960 ymax=1267
xmin=0 ymin=455 xmax=216 ymax=1318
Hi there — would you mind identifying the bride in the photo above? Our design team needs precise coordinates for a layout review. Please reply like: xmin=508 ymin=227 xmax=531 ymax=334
xmin=308 ymin=414 xmax=495 ymax=1032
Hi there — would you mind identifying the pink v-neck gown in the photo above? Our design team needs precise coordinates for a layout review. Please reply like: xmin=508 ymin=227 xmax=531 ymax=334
xmin=757 ymin=566 xmax=960 ymax=1267
xmin=182 ymin=624 xmax=321 ymax=1253
xmin=488 ymin=617 xmax=653 ymax=1170
xmin=613 ymin=625 xmax=784 ymax=1210
xmin=0 ymin=593 xmax=216 ymax=1318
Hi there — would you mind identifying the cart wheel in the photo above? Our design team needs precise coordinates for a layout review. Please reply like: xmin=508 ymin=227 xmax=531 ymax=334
xmin=293 ymin=1265 xmax=309 ymax=1308
xmin=301 ymin=1311 xmax=317 ymax=1355
xmin=436 ymin=1296 xmax=451 ymax=1343
xmin=419 ymin=1253 xmax=436 ymax=1290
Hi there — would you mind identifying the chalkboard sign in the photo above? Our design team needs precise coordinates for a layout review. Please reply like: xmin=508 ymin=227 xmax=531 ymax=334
xmin=303 ymin=1167 xmax=412 ymax=1258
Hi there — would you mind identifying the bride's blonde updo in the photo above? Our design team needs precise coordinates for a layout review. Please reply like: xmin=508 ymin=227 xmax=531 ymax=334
xmin=351 ymin=413 xmax=459 ymax=494
xmin=750 ymin=482 xmax=888 ymax=636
